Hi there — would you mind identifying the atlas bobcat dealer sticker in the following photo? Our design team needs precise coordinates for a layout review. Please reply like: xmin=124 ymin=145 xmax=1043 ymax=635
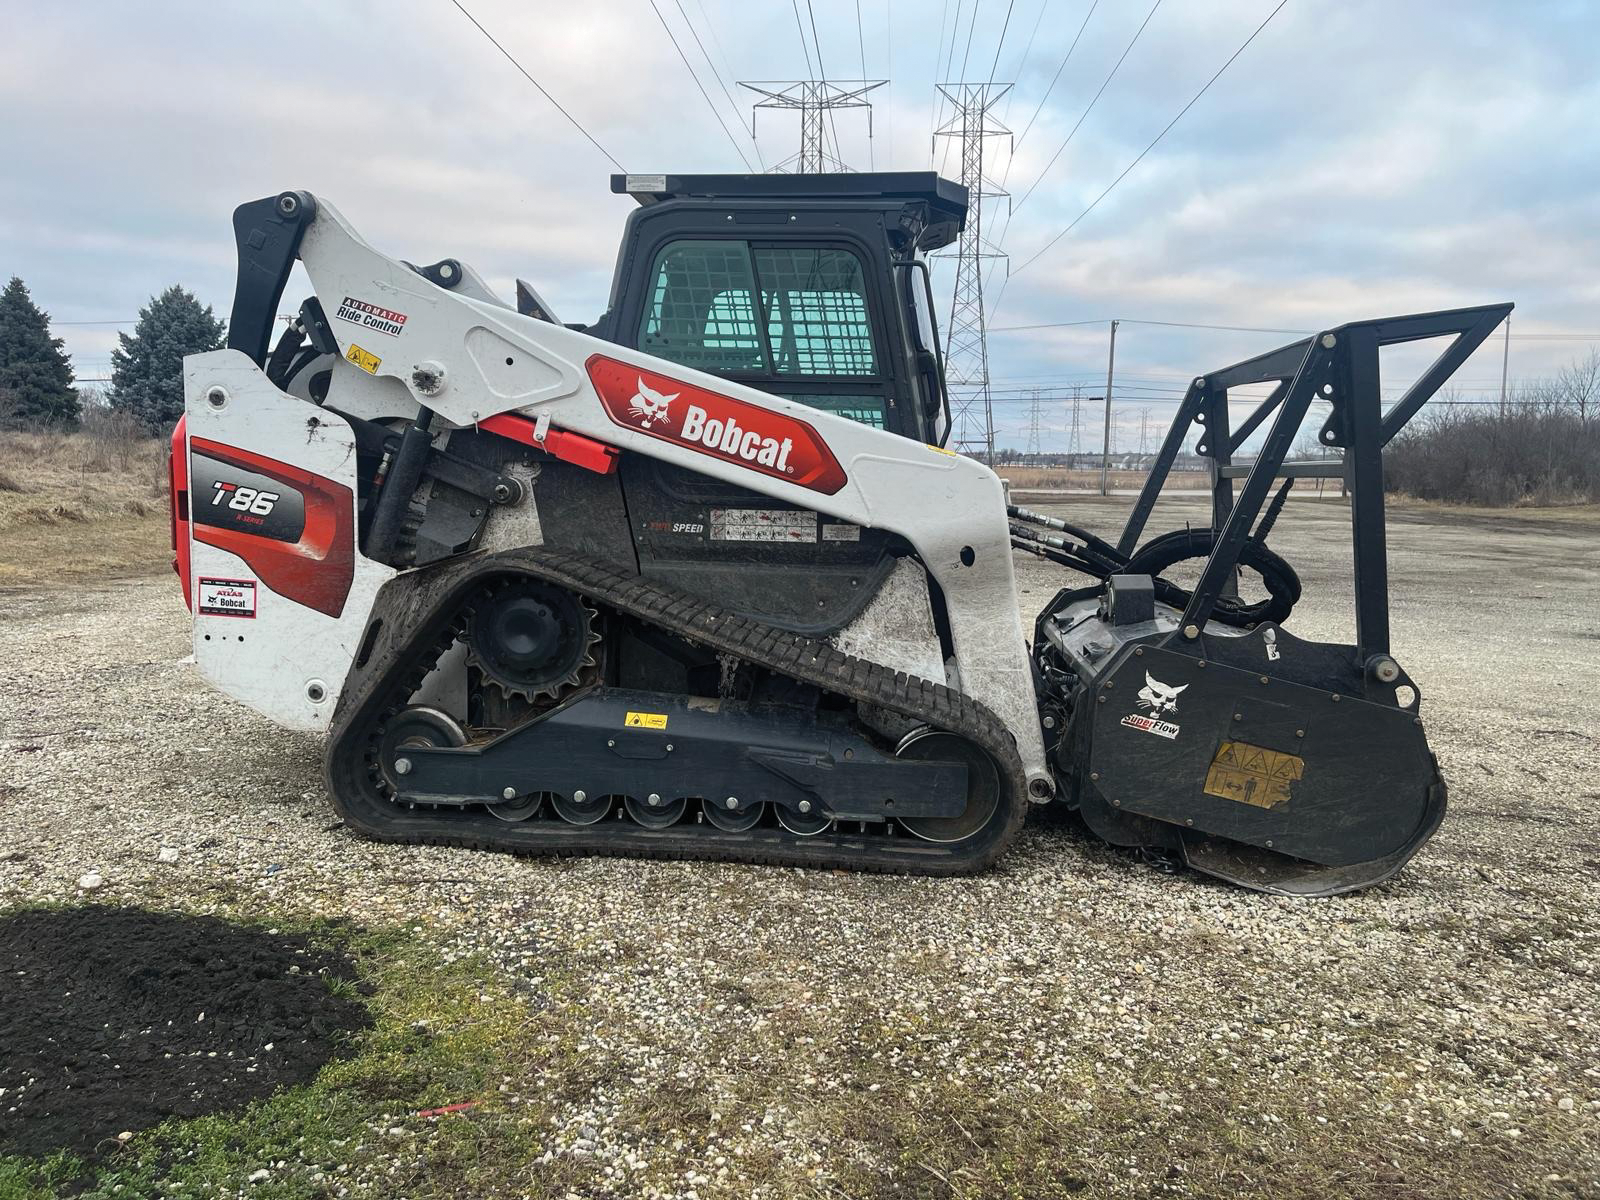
xmin=198 ymin=577 xmax=257 ymax=618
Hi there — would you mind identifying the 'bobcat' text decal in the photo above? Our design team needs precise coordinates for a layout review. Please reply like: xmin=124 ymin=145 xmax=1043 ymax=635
xmin=586 ymin=355 xmax=847 ymax=495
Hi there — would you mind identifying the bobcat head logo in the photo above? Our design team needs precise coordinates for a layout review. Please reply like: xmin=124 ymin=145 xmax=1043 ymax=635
xmin=628 ymin=377 xmax=677 ymax=428
xmin=1136 ymin=672 xmax=1188 ymax=717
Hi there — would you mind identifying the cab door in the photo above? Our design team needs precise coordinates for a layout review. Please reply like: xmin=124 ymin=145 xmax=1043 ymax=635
xmin=612 ymin=231 xmax=909 ymax=633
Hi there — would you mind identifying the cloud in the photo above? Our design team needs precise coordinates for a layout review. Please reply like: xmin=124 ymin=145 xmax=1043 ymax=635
xmin=1 ymin=0 xmax=1594 ymax=446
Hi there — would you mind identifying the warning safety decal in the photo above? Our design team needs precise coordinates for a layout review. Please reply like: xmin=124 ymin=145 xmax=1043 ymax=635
xmin=624 ymin=711 xmax=669 ymax=730
xmin=710 ymin=508 xmax=817 ymax=543
xmin=345 ymin=343 xmax=381 ymax=374
xmin=1204 ymin=740 xmax=1305 ymax=810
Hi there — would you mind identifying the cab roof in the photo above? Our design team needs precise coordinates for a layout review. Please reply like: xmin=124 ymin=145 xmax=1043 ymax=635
xmin=610 ymin=172 xmax=967 ymax=251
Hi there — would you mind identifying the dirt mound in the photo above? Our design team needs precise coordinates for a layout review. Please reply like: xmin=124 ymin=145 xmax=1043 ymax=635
xmin=0 ymin=907 xmax=372 ymax=1160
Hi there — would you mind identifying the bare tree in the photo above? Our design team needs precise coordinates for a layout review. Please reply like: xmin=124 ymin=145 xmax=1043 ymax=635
xmin=1554 ymin=348 xmax=1600 ymax=422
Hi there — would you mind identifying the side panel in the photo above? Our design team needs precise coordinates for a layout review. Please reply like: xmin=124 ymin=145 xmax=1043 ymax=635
xmin=183 ymin=351 xmax=395 ymax=732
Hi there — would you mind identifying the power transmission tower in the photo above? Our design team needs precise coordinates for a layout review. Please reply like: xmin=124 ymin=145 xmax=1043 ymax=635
xmin=1139 ymin=407 xmax=1152 ymax=458
xmin=741 ymin=80 xmax=886 ymax=173
xmin=1067 ymin=385 xmax=1082 ymax=463
xmin=931 ymin=82 xmax=1011 ymax=463
xmin=1025 ymin=388 xmax=1044 ymax=461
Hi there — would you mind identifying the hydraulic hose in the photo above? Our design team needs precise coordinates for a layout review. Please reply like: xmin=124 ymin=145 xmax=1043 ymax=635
xmin=1008 ymin=486 xmax=1302 ymax=627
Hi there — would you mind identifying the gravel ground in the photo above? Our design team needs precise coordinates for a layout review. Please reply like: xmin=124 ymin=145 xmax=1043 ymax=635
xmin=1 ymin=495 xmax=1597 ymax=1198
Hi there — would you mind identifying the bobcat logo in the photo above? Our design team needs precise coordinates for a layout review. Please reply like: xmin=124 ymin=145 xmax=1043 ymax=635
xmin=628 ymin=377 xmax=677 ymax=428
xmin=1136 ymin=672 xmax=1188 ymax=717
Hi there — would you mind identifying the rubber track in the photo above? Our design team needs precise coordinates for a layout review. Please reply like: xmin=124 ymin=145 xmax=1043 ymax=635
xmin=324 ymin=547 xmax=1029 ymax=875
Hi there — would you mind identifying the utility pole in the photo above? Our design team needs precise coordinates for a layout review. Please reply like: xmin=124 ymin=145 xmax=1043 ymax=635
xmin=1099 ymin=319 xmax=1119 ymax=496
xmin=1499 ymin=314 xmax=1511 ymax=415
xmin=741 ymin=80 xmax=886 ymax=173
xmin=932 ymin=82 xmax=1011 ymax=464
xmin=1025 ymin=388 xmax=1043 ymax=461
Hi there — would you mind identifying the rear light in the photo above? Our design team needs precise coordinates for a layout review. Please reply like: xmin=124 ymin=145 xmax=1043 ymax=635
xmin=169 ymin=416 xmax=192 ymax=609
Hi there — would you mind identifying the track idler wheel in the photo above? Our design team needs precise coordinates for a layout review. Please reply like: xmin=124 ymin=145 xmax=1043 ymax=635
xmin=625 ymin=793 xmax=688 ymax=829
xmin=893 ymin=729 xmax=1001 ymax=844
xmin=776 ymin=803 xmax=832 ymax=837
xmin=702 ymin=796 xmax=765 ymax=832
xmin=552 ymin=791 xmax=612 ymax=825
xmin=488 ymin=791 xmax=546 ymax=822
xmin=379 ymin=707 xmax=465 ymax=792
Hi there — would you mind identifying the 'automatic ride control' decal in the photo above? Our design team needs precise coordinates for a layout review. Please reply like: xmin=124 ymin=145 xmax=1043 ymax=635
xmin=586 ymin=355 xmax=848 ymax=495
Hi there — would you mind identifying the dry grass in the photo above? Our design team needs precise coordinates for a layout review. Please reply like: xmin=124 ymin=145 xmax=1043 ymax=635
xmin=997 ymin=465 xmax=1208 ymax=492
xmin=0 ymin=427 xmax=169 ymax=588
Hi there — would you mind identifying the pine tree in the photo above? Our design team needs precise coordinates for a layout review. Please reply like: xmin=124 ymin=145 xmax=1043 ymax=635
xmin=109 ymin=286 xmax=227 ymax=432
xmin=0 ymin=277 xmax=80 ymax=429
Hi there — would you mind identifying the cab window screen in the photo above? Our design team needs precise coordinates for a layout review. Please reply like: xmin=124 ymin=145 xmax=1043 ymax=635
xmin=755 ymin=248 xmax=877 ymax=376
xmin=782 ymin=392 xmax=886 ymax=428
xmin=637 ymin=241 xmax=768 ymax=373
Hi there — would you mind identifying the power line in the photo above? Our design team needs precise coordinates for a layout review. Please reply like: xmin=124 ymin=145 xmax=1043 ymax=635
xmin=928 ymin=0 xmax=955 ymax=166
xmin=854 ymin=0 xmax=872 ymax=167
xmin=690 ymin=0 xmax=744 ymax=95
xmin=672 ymin=0 xmax=763 ymax=159
xmin=1011 ymin=0 xmax=1291 ymax=278
xmin=1011 ymin=0 xmax=1162 ymax=213
xmin=790 ymin=0 xmax=817 ymax=77
xmin=647 ymin=0 xmax=755 ymax=170
xmin=986 ymin=0 xmax=1016 ymax=84
xmin=956 ymin=0 xmax=985 ymax=81
xmin=803 ymin=0 xmax=845 ymax=164
xmin=1003 ymin=0 xmax=1098 ymax=182
xmin=932 ymin=0 xmax=966 ymax=171
xmin=448 ymin=0 xmax=625 ymax=172
xmin=1001 ymin=0 xmax=1054 ymax=115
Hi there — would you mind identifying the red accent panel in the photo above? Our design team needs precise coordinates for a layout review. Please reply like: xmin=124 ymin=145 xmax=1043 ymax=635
xmin=169 ymin=416 xmax=192 ymax=610
xmin=190 ymin=437 xmax=355 ymax=618
xmin=479 ymin=413 xmax=619 ymax=475
xmin=585 ymin=354 xmax=847 ymax=495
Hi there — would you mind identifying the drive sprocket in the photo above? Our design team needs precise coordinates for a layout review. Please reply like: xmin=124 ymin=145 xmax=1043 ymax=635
xmin=465 ymin=579 xmax=600 ymax=702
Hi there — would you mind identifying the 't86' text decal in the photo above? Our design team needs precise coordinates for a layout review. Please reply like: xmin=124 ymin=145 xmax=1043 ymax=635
xmin=211 ymin=479 xmax=281 ymax=516
xmin=190 ymin=450 xmax=308 ymax=544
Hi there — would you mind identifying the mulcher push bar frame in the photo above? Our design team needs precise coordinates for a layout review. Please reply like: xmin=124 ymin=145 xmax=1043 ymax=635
xmin=1117 ymin=303 xmax=1512 ymax=659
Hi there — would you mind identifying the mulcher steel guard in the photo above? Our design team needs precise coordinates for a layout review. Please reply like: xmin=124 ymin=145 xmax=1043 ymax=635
xmin=1026 ymin=303 xmax=1512 ymax=895
xmin=1120 ymin=303 xmax=1513 ymax=655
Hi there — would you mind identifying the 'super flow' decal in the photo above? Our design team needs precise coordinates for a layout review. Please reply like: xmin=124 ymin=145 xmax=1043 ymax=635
xmin=1120 ymin=672 xmax=1188 ymax=740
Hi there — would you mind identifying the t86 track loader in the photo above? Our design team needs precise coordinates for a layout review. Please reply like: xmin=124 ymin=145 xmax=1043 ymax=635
xmin=171 ymin=174 xmax=1508 ymax=894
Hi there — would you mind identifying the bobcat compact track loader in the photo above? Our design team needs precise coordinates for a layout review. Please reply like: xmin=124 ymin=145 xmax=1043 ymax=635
xmin=170 ymin=175 xmax=1509 ymax=895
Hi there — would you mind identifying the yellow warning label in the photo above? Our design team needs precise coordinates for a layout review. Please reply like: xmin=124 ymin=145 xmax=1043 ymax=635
xmin=624 ymin=711 xmax=669 ymax=730
xmin=345 ymin=343 xmax=381 ymax=374
xmin=1204 ymin=741 xmax=1305 ymax=810
xmin=926 ymin=443 xmax=958 ymax=457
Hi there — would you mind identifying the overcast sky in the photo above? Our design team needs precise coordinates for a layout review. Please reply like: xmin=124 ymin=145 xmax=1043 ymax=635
xmin=2 ymin=0 xmax=1596 ymax=450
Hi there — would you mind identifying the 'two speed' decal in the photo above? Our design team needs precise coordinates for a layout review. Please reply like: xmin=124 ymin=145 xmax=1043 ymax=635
xmin=585 ymin=355 xmax=848 ymax=495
